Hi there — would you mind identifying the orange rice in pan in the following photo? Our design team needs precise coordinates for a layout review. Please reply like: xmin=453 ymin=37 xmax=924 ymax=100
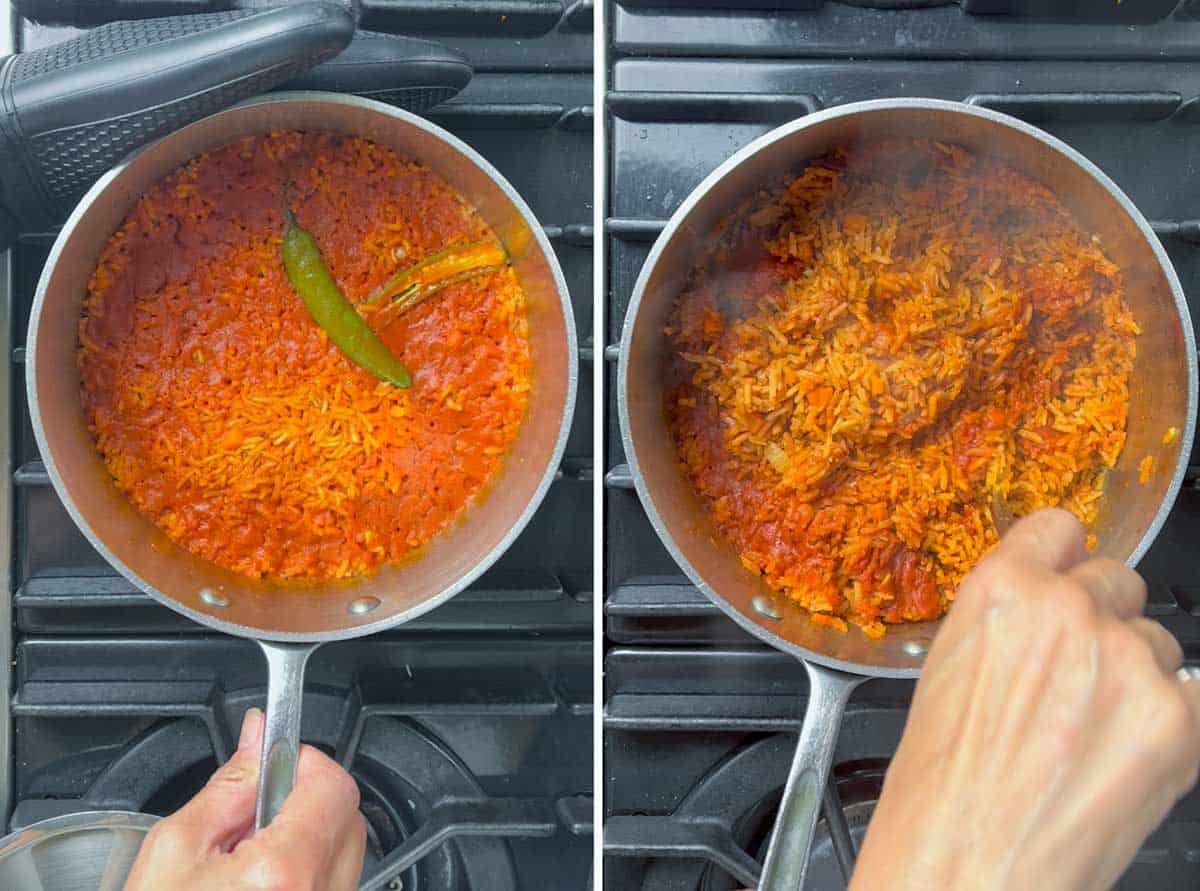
xmin=666 ymin=138 xmax=1137 ymax=639
xmin=79 ymin=131 xmax=531 ymax=580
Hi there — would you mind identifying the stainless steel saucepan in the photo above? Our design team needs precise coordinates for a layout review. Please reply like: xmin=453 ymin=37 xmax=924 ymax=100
xmin=617 ymin=98 xmax=1196 ymax=889
xmin=28 ymin=92 xmax=576 ymax=829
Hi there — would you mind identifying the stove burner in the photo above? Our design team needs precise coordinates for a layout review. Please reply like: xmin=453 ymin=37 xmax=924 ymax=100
xmin=19 ymin=689 xmax=524 ymax=890
xmin=731 ymin=761 xmax=885 ymax=891
xmin=801 ymin=801 xmax=874 ymax=891
xmin=645 ymin=742 xmax=887 ymax=891
xmin=617 ymin=717 xmax=903 ymax=891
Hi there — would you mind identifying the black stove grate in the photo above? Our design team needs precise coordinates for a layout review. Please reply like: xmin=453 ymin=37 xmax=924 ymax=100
xmin=2 ymin=3 xmax=594 ymax=888
xmin=13 ymin=637 xmax=593 ymax=889
xmin=604 ymin=2 xmax=1200 ymax=888
xmin=602 ymin=650 xmax=1200 ymax=890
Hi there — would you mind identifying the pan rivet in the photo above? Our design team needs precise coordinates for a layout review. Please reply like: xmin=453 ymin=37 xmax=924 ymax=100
xmin=751 ymin=595 xmax=782 ymax=620
xmin=199 ymin=588 xmax=229 ymax=608
xmin=903 ymin=640 xmax=929 ymax=657
xmin=348 ymin=596 xmax=381 ymax=616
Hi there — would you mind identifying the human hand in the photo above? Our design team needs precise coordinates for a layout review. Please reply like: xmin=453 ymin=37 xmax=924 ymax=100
xmin=124 ymin=708 xmax=366 ymax=891
xmin=849 ymin=508 xmax=1200 ymax=891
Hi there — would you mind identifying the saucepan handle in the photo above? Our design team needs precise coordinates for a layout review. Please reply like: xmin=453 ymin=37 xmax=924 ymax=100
xmin=757 ymin=662 xmax=866 ymax=890
xmin=255 ymin=640 xmax=320 ymax=830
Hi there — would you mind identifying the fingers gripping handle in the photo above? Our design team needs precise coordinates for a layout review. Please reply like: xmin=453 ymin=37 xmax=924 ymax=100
xmin=255 ymin=640 xmax=318 ymax=831
xmin=757 ymin=663 xmax=865 ymax=890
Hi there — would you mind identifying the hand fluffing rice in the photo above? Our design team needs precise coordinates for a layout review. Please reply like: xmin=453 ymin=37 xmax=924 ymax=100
xmin=79 ymin=131 xmax=531 ymax=580
xmin=666 ymin=138 xmax=1137 ymax=638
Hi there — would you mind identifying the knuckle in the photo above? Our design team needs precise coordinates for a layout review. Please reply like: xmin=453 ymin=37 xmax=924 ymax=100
xmin=972 ymin=557 xmax=1012 ymax=595
xmin=1085 ymin=556 xmax=1119 ymax=574
xmin=1045 ymin=578 xmax=1097 ymax=628
xmin=973 ymin=559 xmax=1037 ymax=608
xmin=1074 ymin=558 xmax=1117 ymax=596
xmin=299 ymin=743 xmax=337 ymax=772
xmin=1101 ymin=558 xmax=1145 ymax=594
xmin=1012 ymin=508 xmax=1084 ymax=553
xmin=1102 ymin=623 xmax=1151 ymax=665
xmin=1031 ymin=507 xmax=1085 ymax=540
xmin=209 ymin=757 xmax=255 ymax=789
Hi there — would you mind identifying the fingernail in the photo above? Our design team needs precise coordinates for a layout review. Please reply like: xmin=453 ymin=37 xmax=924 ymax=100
xmin=1177 ymin=667 xmax=1200 ymax=684
xmin=238 ymin=708 xmax=264 ymax=750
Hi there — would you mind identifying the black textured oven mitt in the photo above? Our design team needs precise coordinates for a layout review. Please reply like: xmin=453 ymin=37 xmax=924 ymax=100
xmin=0 ymin=2 xmax=355 ymax=245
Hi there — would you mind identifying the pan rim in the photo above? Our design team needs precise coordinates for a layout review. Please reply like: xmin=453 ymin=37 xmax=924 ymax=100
xmin=27 ymin=91 xmax=578 ymax=643
xmin=617 ymin=96 xmax=1198 ymax=679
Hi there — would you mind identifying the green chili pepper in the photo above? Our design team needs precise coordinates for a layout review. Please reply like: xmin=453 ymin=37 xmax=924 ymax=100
xmin=366 ymin=240 xmax=508 ymax=329
xmin=282 ymin=209 xmax=411 ymax=388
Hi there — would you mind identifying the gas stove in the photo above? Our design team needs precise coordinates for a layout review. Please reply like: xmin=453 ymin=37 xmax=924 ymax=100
xmin=602 ymin=649 xmax=1200 ymax=890
xmin=0 ymin=2 xmax=594 ymax=888
xmin=12 ymin=637 xmax=593 ymax=889
xmin=602 ymin=2 xmax=1200 ymax=888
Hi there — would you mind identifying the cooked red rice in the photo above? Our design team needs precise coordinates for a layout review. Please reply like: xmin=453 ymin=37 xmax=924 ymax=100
xmin=666 ymin=138 xmax=1137 ymax=638
xmin=79 ymin=131 xmax=531 ymax=581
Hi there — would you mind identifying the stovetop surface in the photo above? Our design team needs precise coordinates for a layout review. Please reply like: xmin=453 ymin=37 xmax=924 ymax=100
xmin=15 ymin=636 xmax=593 ymax=890
xmin=604 ymin=2 xmax=1200 ymax=888
xmin=604 ymin=648 xmax=1200 ymax=890
xmin=2 ymin=2 xmax=594 ymax=888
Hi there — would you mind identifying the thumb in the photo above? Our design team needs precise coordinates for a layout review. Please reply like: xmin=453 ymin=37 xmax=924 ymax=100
xmin=164 ymin=707 xmax=265 ymax=854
